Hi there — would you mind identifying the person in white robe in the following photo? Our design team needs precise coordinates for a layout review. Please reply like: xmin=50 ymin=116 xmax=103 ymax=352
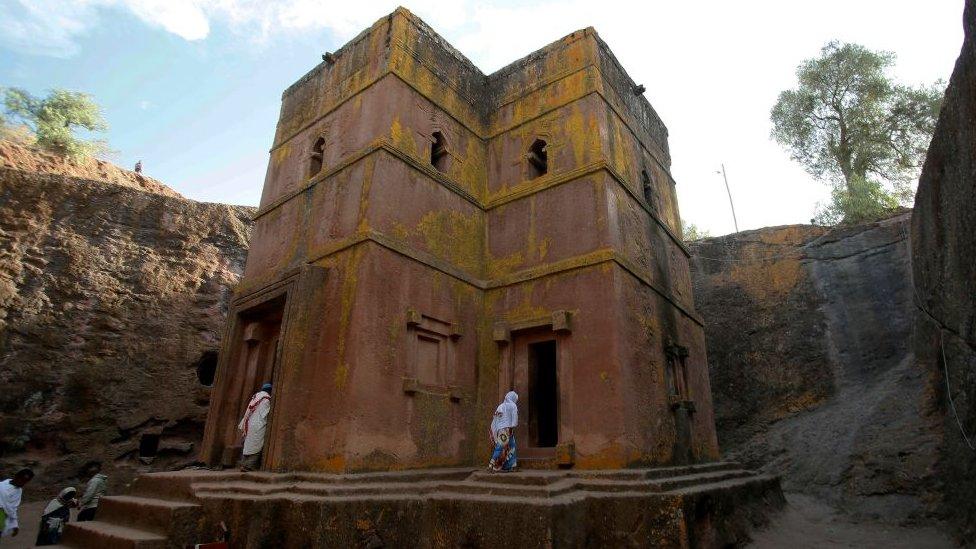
xmin=487 ymin=391 xmax=519 ymax=472
xmin=0 ymin=468 xmax=33 ymax=538
xmin=238 ymin=382 xmax=272 ymax=471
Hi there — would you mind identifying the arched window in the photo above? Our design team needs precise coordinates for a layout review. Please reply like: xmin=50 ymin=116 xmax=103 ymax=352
xmin=309 ymin=136 xmax=325 ymax=178
xmin=642 ymin=169 xmax=654 ymax=208
xmin=430 ymin=131 xmax=448 ymax=172
xmin=528 ymin=139 xmax=548 ymax=179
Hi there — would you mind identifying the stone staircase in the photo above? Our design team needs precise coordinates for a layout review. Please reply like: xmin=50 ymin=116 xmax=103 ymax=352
xmin=57 ymin=462 xmax=782 ymax=547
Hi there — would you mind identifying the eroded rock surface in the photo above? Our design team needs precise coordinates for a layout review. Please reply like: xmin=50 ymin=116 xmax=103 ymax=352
xmin=690 ymin=212 xmax=943 ymax=524
xmin=0 ymin=140 xmax=182 ymax=199
xmin=911 ymin=0 xmax=976 ymax=541
xmin=0 ymin=157 xmax=253 ymax=497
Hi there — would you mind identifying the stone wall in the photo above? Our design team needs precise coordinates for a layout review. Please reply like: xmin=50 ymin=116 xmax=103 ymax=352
xmin=911 ymin=0 xmax=976 ymax=541
xmin=690 ymin=212 xmax=944 ymax=524
xmin=0 ymin=164 xmax=253 ymax=498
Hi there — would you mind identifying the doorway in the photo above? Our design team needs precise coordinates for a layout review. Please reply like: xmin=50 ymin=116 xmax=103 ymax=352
xmin=528 ymin=340 xmax=558 ymax=448
xmin=218 ymin=295 xmax=285 ymax=466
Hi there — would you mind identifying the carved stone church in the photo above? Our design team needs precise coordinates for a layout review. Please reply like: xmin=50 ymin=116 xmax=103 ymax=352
xmin=201 ymin=7 xmax=716 ymax=473
xmin=63 ymin=9 xmax=781 ymax=547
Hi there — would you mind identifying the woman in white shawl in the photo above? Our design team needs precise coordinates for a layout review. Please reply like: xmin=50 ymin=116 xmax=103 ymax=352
xmin=487 ymin=391 xmax=519 ymax=472
xmin=238 ymin=382 xmax=273 ymax=471
xmin=35 ymin=487 xmax=77 ymax=546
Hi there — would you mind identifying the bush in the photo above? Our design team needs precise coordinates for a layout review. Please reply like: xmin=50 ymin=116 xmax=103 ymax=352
xmin=812 ymin=176 xmax=901 ymax=225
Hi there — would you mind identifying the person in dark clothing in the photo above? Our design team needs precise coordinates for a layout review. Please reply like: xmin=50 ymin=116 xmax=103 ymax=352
xmin=35 ymin=487 xmax=77 ymax=546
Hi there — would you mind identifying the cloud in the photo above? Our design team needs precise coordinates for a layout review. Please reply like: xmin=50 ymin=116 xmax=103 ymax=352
xmin=124 ymin=0 xmax=210 ymax=40
xmin=0 ymin=0 xmax=473 ymax=58
xmin=0 ymin=0 xmax=101 ymax=58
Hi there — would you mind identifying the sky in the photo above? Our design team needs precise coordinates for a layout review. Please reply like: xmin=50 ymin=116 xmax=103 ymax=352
xmin=0 ymin=0 xmax=965 ymax=236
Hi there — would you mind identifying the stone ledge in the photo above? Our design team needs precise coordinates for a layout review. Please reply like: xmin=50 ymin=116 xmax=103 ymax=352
xmin=62 ymin=464 xmax=784 ymax=548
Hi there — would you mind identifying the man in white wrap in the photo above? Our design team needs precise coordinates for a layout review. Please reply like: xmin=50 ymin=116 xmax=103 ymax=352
xmin=487 ymin=391 xmax=519 ymax=472
xmin=238 ymin=382 xmax=272 ymax=471
xmin=0 ymin=468 xmax=33 ymax=538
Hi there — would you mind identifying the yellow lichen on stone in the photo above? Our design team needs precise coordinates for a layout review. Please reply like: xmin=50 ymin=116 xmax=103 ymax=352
xmin=730 ymin=258 xmax=803 ymax=301
xmin=460 ymin=138 xmax=487 ymax=199
xmin=538 ymin=237 xmax=551 ymax=260
xmin=487 ymin=250 xmax=524 ymax=278
xmin=566 ymin=104 xmax=587 ymax=165
xmin=335 ymin=246 xmax=364 ymax=389
xmin=271 ymin=142 xmax=292 ymax=168
xmin=415 ymin=209 xmax=482 ymax=273
xmin=356 ymin=156 xmax=375 ymax=233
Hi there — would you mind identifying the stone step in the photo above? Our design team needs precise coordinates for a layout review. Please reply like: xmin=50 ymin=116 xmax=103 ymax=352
xmin=61 ymin=521 xmax=167 ymax=549
xmin=641 ymin=461 xmax=743 ymax=480
xmin=97 ymin=495 xmax=200 ymax=534
xmin=663 ymin=472 xmax=780 ymax=496
xmin=189 ymin=469 xmax=755 ymax=505
xmin=464 ymin=461 xmax=743 ymax=485
xmin=651 ymin=469 xmax=755 ymax=491
xmin=127 ymin=470 xmax=221 ymax=501
xmin=292 ymin=467 xmax=474 ymax=485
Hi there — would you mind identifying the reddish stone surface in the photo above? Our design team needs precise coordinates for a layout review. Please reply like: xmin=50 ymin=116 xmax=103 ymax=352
xmin=63 ymin=464 xmax=783 ymax=548
xmin=0 ymin=159 xmax=251 ymax=499
xmin=200 ymin=7 xmax=718 ymax=474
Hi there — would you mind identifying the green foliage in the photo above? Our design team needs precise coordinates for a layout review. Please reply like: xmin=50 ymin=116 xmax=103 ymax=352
xmin=770 ymin=41 xmax=943 ymax=224
xmin=812 ymin=176 xmax=901 ymax=225
xmin=2 ymin=87 xmax=108 ymax=158
xmin=682 ymin=220 xmax=711 ymax=241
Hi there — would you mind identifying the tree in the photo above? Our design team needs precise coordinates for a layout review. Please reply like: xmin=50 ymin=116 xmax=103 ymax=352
xmin=3 ymin=87 xmax=108 ymax=158
xmin=682 ymin=219 xmax=711 ymax=242
xmin=770 ymin=41 xmax=942 ymax=223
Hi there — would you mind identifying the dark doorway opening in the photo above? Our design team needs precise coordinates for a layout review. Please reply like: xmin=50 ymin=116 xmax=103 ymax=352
xmin=139 ymin=434 xmax=160 ymax=458
xmin=528 ymin=340 xmax=558 ymax=447
xmin=196 ymin=350 xmax=219 ymax=386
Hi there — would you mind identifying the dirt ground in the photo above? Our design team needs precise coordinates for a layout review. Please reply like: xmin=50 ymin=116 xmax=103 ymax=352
xmin=750 ymin=493 xmax=955 ymax=548
xmin=2 ymin=500 xmax=47 ymax=548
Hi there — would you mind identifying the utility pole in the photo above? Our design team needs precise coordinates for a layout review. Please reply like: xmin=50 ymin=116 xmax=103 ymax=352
xmin=717 ymin=163 xmax=739 ymax=233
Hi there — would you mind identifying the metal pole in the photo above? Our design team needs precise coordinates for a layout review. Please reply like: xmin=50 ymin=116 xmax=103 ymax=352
xmin=719 ymin=163 xmax=739 ymax=233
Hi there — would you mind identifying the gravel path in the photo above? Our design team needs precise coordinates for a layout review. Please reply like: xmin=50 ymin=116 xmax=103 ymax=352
xmin=750 ymin=493 xmax=955 ymax=548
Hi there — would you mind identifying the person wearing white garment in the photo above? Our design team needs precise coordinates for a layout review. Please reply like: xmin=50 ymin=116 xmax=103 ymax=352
xmin=487 ymin=391 xmax=519 ymax=472
xmin=238 ymin=382 xmax=273 ymax=471
xmin=0 ymin=468 xmax=33 ymax=539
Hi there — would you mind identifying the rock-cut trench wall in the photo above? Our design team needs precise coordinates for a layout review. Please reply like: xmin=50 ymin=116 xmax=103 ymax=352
xmin=689 ymin=213 xmax=944 ymax=525
xmin=0 ymin=165 xmax=253 ymax=497
xmin=911 ymin=0 xmax=976 ymax=542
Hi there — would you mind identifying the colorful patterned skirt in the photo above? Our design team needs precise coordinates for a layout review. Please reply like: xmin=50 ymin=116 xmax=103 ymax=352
xmin=488 ymin=428 xmax=517 ymax=472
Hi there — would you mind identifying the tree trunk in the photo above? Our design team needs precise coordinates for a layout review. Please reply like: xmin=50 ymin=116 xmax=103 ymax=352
xmin=838 ymin=117 xmax=855 ymax=191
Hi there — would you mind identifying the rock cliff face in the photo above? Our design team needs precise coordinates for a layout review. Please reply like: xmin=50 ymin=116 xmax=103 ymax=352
xmin=912 ymin=0 xmax=976 ymax=541
xmin=0 ymin=140 xmax=182 ymax=199
xmin=689 ymin=212 xmax=943 ymax=524
xmin=0 ymin=155 xmax=253 ymax=496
